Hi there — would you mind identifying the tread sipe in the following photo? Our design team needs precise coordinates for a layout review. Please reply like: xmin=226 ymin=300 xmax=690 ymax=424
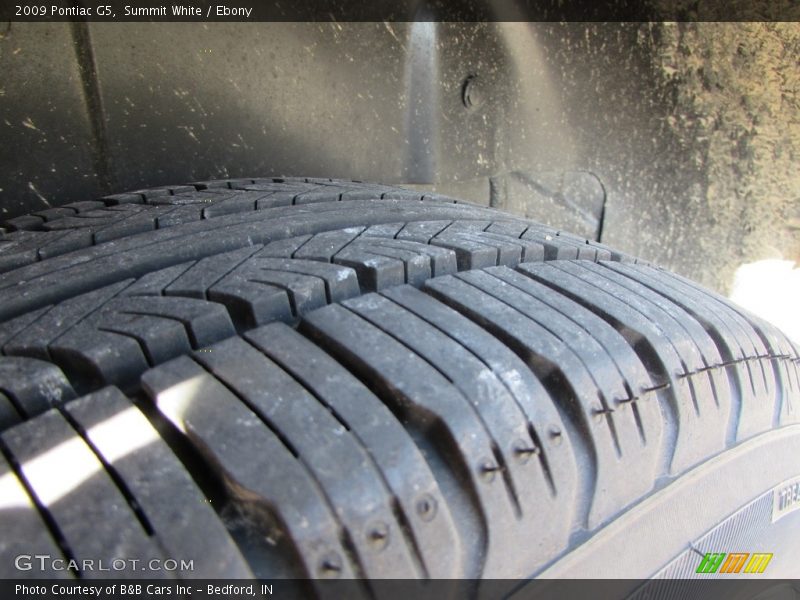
xmin=0 ymin=179 xmax=797 ymax=586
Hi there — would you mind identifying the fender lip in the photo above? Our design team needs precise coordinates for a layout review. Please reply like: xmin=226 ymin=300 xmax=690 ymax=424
xmin=530 ymin=424 xmax=800 ymax=581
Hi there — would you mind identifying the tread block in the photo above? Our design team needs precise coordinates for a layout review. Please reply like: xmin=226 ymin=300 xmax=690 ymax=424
xmin=0 ymin=246 xmax=37 ymax=273
xmin=422 ymin=272 xmax=658 ymax=530
xmin=0 ymin=306 xmax=50 ymax=349
xmin=62 ymin=200 xmax=106 ymax=213
xmin=37 ymin=294 xmax=234 ymax=391
xmin=141 ymin=356 xmax=360 ymax=580
xmin=146 ymin=191 xmax=230 ymax=206
xmin=98 ymin=296 xmax=236 ymax=350
xmin=601 ymin=262 xmax=777 ymax=441
xmin=396 ymin=221 xmax=452 ymax=243
xmin=50 ymin=327 xmax=151 ymax=393
xmin=292 ymin=227 xmax=365 ymax=262
xmin=245 ymin=322 xmax=462 ymax=579
xmin=134 ymin=185 xmax=194 ymax=200
xmin=0 ymin=357 xmax=76 ymax=420
xmin=64 ymin=387 xmax=252 ymax=578
xmin=33 ymin=207 xmax=78 ymax=222
xmin=3 ymin=229 xmax=69 ymax=246
xmin=341 ymin=290 xmax=577 ymax=575
xmin=254 ymin=192 xmax=296 ymax=210
xmin=0 ymin=453 xmax=69 ymax=578
xmin=3 ymin=281 xmax=134 ymax=360
xmin=37 ymin=229 xmax=95 ymax=260
xmin=121 ymin=262 xmax=196 ymax=297
xmin=422 ymin=193 xmax=459 ymax=204
xmin=101 ymin=192 xmax=146 ymax=205
xmin=0 ymin=392 xmax=20 ymax=431
xmin=381 ymin=191 xmax=423 ymax=201
xmin=293 ymin=190 xmax=345 ymax=205
xmin=0 ymin=230 xmax=71 ymax=273
xmin=333 ymin=245 xmax=417 ymax=292
xmin=359 ymin=238 xmax=458 ymax=278
xmin=479 ymin=267 xmax=668 ymax=465
xmin=222 ymin=269 xmax=326 ymax=318
xmin=260 ymin=233 xmax=459 ymax=294
xmin=520 ymin=229 xmax=590 ymax=260
xmin=97 ymin=313 xmax=193 ymax=366
xmin=361 ymin=223 xmax=406 ymax=238
xmin=517 ymin=262 xmax=730 ymax=476
xmin=155 ymin=205 xmax=206 ymax=228
xmin=484 ymin=221 xmax=529 ymax=238
xmin=1 ymin=410 xmax=165 ymax=578
xmin=443 ymin=226 xmax=546 ymax=264
xmin=50 ymin=205 xmax=141 ymax=226
xmin=91 ymin=207 xmax=165 ymax=244
xmin=562 ymin=261 xmax=731 ymax=397
xmin=240 ymin=181 xmax=308 ymax=192
xmin=207 ymin=258 xmax=360 ymax=328
xmin=254 ymin=259 xmax=362 ymax=304
xmin=0 ymin=221 xmax=105 ymax=267
xmin=6 ymin=215 xmax=45 ymax=231
xmin=379 ymin=284 xmax=578 ymax=493
xmin=301 ymin=304 xmax=525 ymax=578
xmin=207 ymin=179 xmax=253 ymax=189
xmin=418 ymin=222 xmax=548 ymax=270
xmin=201 ymin=194 xmax=261 ymax=218
xmin=644 ymin=267 xmax=799 ymax=421
xmin=428 ymin=232 xmax=500 ymax=271
xmin=255 ymin=235 xmax=313 ymax=258
xmin=339 ymin=190 xmax=388 ymax=201
xmin=195 ymin=336 xmax=421 ymax=578
xmin=164 ymin=246 xmax=264 ymax=300
xmin=481 ymin=268 xmax=653 ymax=397
xmin=333 ymin=234 xmax=459 ymax=291
xmin=207 ymin=279 xmax=293 ymax=329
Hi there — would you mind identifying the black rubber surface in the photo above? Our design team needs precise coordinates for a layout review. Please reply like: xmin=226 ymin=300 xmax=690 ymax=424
xmin=0 ymin=178 xmax=797 ymax=586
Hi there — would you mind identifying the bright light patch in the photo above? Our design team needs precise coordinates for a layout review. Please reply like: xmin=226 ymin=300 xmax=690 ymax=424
xmin=1 ymin=407 xmax=162 ymax=511
xmin=86 ymin=405 xmax=159 ymax=464
xmin=0 ymin=470 xmax=31 ymax=510
xmin=156 ymin=375 xmax=207 ymax=431
xmin=20 ymin=435 xmax=101 ymax=506
xmin=730 ymin=259 xmax=800 ymax=344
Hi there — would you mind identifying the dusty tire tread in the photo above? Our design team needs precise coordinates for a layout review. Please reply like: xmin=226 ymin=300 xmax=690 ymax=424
xmin=0 ymin=179 xmax=797 ymax=586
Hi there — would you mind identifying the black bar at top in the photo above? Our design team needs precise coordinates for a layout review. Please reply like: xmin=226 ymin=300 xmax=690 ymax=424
xmin=1 ymin=0 xmax=799 ymax=22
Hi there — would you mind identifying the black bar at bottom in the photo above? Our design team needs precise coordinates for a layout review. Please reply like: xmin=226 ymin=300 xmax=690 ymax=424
xmin=3 ymin=579 xmax=800 ymax=600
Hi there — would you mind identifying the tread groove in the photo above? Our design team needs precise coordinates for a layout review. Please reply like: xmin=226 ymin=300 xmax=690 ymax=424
xmin=296 ymin=315 xmax=489 ymax=579
xmin=378 ymin=288 xmax=561 ymax=498
xmin=599 ymin=262 xmax=779 ymax=440
xmin=238 ymin=334 xmax=429 ymax=579
xmin=419 ymin=279 xmax=600 ymax=530
xmin=337 ymin=302 xmax=523 ymax=520
xmin=449 ymin=271 xmax=626 ymax=461
xmin=57 ymin=406 xmax=156 ymax=537
xmin=96 ymin=326 xmax=156 ymax=367
xmin=470 ymin=269 xmax=639 ymax=457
